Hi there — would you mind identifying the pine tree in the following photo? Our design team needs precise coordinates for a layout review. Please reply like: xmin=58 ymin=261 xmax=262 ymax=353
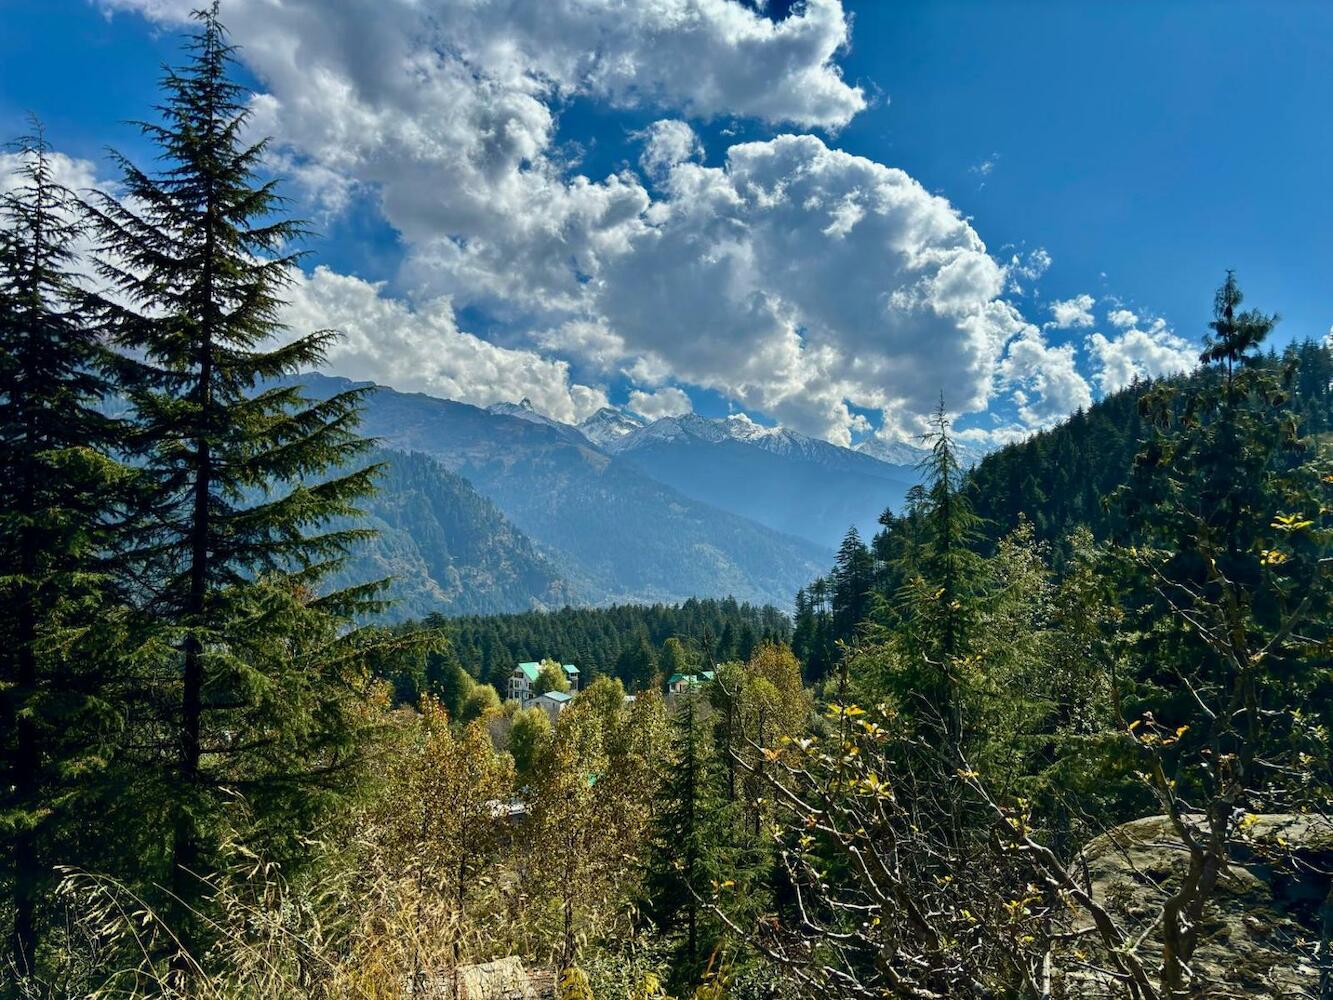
xmin=86 ymin=6 xmax=385 ymax=962
xmin=1110 ymin=274 xmax=1333 ymax=993
xmin=640 ymin=692 xmax=738 ymax=981
xmin=831 ymin=526 xmax=874 ymax=648
xmin=901 ymin=399 xmax=984 ymax=738
xmin=0 ymin=123 xmax=133 ymax=981
xmin=790 ymin=588 xmax=814 ymax=667
xmin=615 ymin=631 xmax=658 ymax=692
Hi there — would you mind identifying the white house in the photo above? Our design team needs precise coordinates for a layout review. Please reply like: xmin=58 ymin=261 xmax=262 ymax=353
xmin=534 ymin=689 xmax=572 ymax=722
xmin=508 ymin=661 xmax=542 ymax=705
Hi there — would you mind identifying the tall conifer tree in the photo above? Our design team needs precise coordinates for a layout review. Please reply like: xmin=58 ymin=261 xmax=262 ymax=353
xmin=0 ymin=124 xmax=132 ymax=983
xmin=641 ymin=692 xmax=739 ymax=982
xmin=87 ymin=4 xmax=383 ymax=961
xmin=901 ymin=399 xmax=983 ymax=738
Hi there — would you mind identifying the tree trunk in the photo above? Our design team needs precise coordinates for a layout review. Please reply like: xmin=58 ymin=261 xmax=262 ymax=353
xmin=172 ymin=157 xmax=217 ymax=980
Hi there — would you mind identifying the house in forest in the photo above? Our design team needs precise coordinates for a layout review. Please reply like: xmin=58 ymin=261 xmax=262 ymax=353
xmin=508 ymin=661 xmax=542 ymax=705
xmin=666 ymin=670 xmax=715 ymax=697
xmin=508 ymin=660 xmax=580 ymax=706
xmin=534 ymin=689 xmax=572 ymax=721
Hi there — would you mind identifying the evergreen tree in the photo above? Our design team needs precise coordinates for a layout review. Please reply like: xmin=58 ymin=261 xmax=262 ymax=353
xmin=615 ymin=631 xmax=658 ymax=692
xmin=86 ymin=6 xmax=385 ymax=962
xmin=1119 ymin=274 xmax=1332 ymax=806
xmin=1106 ymin=274 xmax=1333 ymax=993
xmin=804 ymin=576 xmax=835 ymax=682
xmin=900 ymin=399 xmax=984 ymax=738
xmin=830 ymin=526 xmax=874 ymax=650
xmin=0 ymin=124 xmax=133 ymax=982
xmin=789 ymin=588 xmax=814 ymax=667
xmin=640 ymin=692 xmax=737 ymax=981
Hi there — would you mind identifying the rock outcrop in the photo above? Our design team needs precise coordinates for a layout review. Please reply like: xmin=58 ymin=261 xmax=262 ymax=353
xmin=1059 ymin=814 xmax=1332 ymax=998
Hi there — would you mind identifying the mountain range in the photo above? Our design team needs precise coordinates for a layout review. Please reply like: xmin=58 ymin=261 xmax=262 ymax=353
xmin=290 ymin=375 xmax=929 ymax=619
xmin=585 ymin=410 xmax=920 ymax=548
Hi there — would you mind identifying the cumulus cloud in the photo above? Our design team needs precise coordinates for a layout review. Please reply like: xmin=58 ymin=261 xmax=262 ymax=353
xmin=0 ymin=148 xmax=100 ymax=196
xmin=997 ymin=327 xmax=1092 ymax=427
xmin=95 ymin=0 xmax=1095 ymax=446
xmin=100 ymin=0 xmax=865 ymax=128
xmin=627 ymin=386 xmax=693 ymax=419
xmin=282 ymin=267 xmax=608 ymax=421
xmin=592 ymin=134 xmax=1036 ymax=443
xmin=1047 ymin=293 xmax=1096 ymax=330
xmin=1107 ymin=307 xmax=1139 ymax=329
xmin=1004 ymin=247 xmax=1051 ymax=293
xmin=637 ymin=120 xmax=704 ymax=179
xmin=1087 ymin=318 xmax=1196 ymax=394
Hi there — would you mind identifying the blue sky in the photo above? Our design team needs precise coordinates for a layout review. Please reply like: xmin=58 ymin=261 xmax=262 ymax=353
xmin=3 ymin=0 xmax=1330 ymax=449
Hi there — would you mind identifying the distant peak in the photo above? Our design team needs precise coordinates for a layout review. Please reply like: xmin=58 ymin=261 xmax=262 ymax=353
xmin=576 ymin=405 xmax=648 ymax=450
xmin=518 ymin=397 xmax=534 ymax=410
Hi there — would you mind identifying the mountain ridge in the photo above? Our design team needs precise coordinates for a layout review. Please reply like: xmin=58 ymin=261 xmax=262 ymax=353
xmin=290 ymin=373 xmax=830 ymax=609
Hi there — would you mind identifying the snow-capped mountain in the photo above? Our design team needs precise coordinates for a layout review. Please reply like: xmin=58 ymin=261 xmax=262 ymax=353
xmin=579 ymin=408 xmax=921 ymax=549
xmin=487 ymin=398 xmax=592 ymax=446
xmin=608 ymin=411 xmax=874 ymax=467
xmin=855 ymin=435 xmax=987 ymax=469
xmin=576 ymin=407 xmax=647 ymax=449
xmin=854 ymin=436 xmax=931 ymax=467
xmin=486 ymin=397 xmax=564 ymax=429
xmin=484 ymin=399 xmax=930 ymax=548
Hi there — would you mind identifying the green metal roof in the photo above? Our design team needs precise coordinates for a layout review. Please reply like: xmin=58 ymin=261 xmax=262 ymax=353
xmin=700 ymin=670 xmax=716 ymax=681
xmin=667 ymin=673 xmax=696 ymax=686
xmin=562 ymin=663 xmax=579 ymax=675
xmin=538 ymin=690 xmax=573 ymax=703
xmin=516 ymin=661 xmax=541 ymax=681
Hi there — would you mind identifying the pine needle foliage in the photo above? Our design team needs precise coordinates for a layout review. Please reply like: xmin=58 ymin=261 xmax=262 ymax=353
xmin=0 ymin=122 xmax=136 ymax=982
xmin=84 ymin=3 xmax=387 ymax=961
xmin=641 ymin=692 xmax=741 ymax=984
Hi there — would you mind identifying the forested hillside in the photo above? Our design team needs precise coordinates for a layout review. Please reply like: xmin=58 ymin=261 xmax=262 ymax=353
xmin=968 ymin=338 xmax=1333 ymax=552
xmin=430 ymin=598 xmax=790 ymax=691
xmin=322 ymin=449 xmax=574 ymax=620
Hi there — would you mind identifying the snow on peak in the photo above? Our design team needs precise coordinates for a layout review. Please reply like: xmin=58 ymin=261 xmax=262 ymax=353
xmin=577 ymin=407 xmax=647 ymax=449
xmin=486 ymin=399 xmax=564 ymax=430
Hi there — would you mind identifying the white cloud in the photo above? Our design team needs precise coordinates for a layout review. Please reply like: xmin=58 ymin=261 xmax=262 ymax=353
xmin=1047 ymin=293 xmax=1096 ymax=330
xmin=281 ymin=266 xmax=608 ymax=422
xmin=627 ymin=386 xmax=693 ymax=419
xmin=1004 ymin=247 xmax=1051 ymax=296
xmin=1087 ymin=318 xmax=1196 ymax=394
xmin=100 ymin=0 xmax=865 ymax=128
xmin=0 ymin=148 xmax=100 ymax=196
xmin=1 ymin=147 xmax=615 ymax=423
xmin=0 ymin=149 xmax=108 ymax=284
xmin=997 ymin=327 xmax=1092 ymax=427
xmin=591 ymin=134 xmax=1038 ymax=444
xmin=1107 ymin=307 xmax=1139 ymax=329
xmin=637 ymin=120 xmax=704 ymax=179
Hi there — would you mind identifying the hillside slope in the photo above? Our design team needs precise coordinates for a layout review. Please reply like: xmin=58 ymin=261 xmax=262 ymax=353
xmin=323 ymin=449 xmax=573 ymax=621
xmin=967 ymin=339 xmax=1333 ymax=551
